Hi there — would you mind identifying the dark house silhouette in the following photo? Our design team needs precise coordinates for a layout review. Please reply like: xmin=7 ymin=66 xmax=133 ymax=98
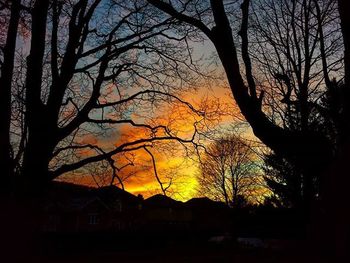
xmin=41 ymin=182 xmax=232 ymax=236
xmin=41 ymin=182 xmax=141 ymax=233
xmin=141 ymin=194 xmax=192 ymax=233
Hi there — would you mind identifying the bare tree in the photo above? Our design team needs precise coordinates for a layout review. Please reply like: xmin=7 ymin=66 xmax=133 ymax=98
xmin=249 ymin=0 xmax=343 ymax=132
xmin=0 ymin=0 xmax=212 ymax=195
xmin=197 ymin=135 xmax=261 ymax=207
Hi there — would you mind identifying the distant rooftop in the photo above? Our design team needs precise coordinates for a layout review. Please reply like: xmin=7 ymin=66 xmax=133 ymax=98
xmin=144 ymin=194 xmax=183 ymax=208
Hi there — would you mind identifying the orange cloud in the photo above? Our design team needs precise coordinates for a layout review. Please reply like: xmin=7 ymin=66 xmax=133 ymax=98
xmin=58 ymin=84 xmax=247 ymax=201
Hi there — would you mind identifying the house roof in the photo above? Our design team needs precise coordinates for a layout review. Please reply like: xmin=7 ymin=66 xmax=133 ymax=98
xmin=144 ymin=194 xmax=183 ymax=208
xmin=185 ymin=197 xmax=227 ymax=210
xmin=96 ymin=185 xmax=139 ymax=205
xmin=44 ymin=181 xmax=139 ymax=211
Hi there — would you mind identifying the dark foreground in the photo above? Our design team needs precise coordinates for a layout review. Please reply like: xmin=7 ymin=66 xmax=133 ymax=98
xmin=1 ymin=198 xmax=336 ymax=262
xmin=12 ymin=234 xmax=327 ymax=263
xmin=42 ymin=243 xmax=325 ymax=263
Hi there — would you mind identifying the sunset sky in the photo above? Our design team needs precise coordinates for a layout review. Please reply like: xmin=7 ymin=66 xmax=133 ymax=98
xmin=29 ymin=17 xmax=260 ymax=202
xmin=59 ymin=79 xmax=246 ymax=201
xmin=56 ymin=36 xmax=252 ymax=201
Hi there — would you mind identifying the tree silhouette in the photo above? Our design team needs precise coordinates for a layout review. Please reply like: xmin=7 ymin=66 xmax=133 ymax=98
xmin=0 ymin=0 xmax=207 ymax=195
xmin=148 ymin=0 xmax=348 ymax=209
xmin=197 ymin=135 xmax=261 ymax=207
xmin=0 ymin=0 xmax=20 ymax=195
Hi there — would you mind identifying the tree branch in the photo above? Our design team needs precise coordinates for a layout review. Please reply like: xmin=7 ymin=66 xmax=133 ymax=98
xmin=147 ymin=0 xmax=213 ymax=39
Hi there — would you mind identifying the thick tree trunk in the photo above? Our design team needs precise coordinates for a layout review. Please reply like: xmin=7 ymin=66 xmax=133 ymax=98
xmin=21 ymin=0 xmax=51 ymax=195
xmin=0 ymin=0 xmax=20 ymax=195
xmin=338 ymin=0 xmax=350 ymax=89
xmin=21 ymin=130 xmax=56 ymax=195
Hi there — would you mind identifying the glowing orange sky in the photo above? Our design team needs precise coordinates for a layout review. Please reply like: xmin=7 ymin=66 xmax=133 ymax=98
xmin=58 ymin=82 xmax=245 ymax=201
xmin=115 ymin=85 xmax=239 ymax=200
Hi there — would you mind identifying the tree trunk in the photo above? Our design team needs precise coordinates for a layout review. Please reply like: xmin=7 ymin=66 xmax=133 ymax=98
xmin=20 ymin=0 xmax=51 ymax=195
xmin=21 ymin=129 xmax=56 ymax=195
xmin=338 ymin=0 xmax=350 ymax=88
xmin=0 ymin=0 xmax=20 ymax=195
xmin=337 ymin=0 xmax=350 ymax=146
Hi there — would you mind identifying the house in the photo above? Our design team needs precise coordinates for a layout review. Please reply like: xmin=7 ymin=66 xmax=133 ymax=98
xmin=141 ymin=194 xmax=192 ymax=233
xmin=41 ymin=182 xmax=141 ymax=233
xmin=42 ymin=195 xmax=111 ymax=232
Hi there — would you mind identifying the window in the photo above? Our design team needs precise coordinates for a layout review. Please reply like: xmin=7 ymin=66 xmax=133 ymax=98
xmin=88 ymin=213 xmax=99 ymax=225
